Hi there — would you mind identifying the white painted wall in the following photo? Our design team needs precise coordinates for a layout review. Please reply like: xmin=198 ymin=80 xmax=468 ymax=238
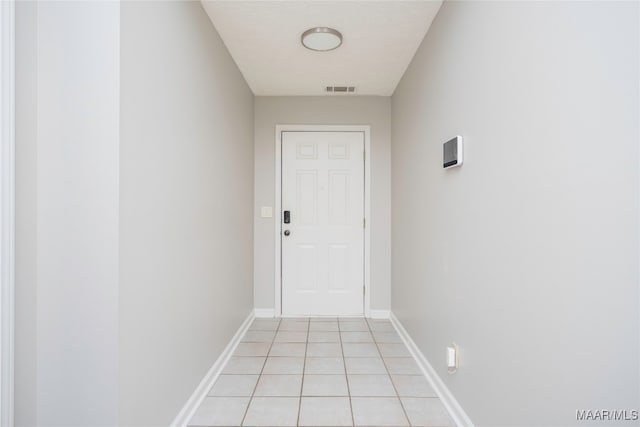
xmin=0 ymin=0 xmax=16 ymax=424
xmin=119 ymin=1 xmax=254 ymax=425
xmin=14 ymin=1 xmax=37 ymax=425
xmin=254 ymin=96 xmax=391 ymax=312
xmin=16 ymin=1 xmax=120 ymax=425
xmin=391 ymin=1 xmax=639 ymax=426
xmin=16 ymin=1 xmax=254 ymax=425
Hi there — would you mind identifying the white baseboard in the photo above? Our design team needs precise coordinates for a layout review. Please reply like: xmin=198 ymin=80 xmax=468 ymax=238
xmin=254 ymin=308 xmax=390 ymax=319
xmin=254 ymin=308 xmax=276 ymax=318
xmin=368 ymin=309 xmax=390 ymax=319
xmin=171 ymin=311 xmax=255 ymax=427
xmin=390 ymin=312 xmax=474 ymax=427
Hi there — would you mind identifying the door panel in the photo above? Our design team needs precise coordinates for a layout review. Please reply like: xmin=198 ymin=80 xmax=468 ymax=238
xmin=296 ymin=244 xmax=318 ymax=291
xmin=281 ymin=131 xmax=364 ymax=316
xmin=328 ymin=244 xmax=349 ymax=291
xmin=328 ymin=171 xmax=349 ymax=225
xmin=296 ymin=171 xmax=318 ymax=225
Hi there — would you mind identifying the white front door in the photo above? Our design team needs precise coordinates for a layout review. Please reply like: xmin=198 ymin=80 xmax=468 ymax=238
xmin=281 ymin=131 xmax=365 ymax=316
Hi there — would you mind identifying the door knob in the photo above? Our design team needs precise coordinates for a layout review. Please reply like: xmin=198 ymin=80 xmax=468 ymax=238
xmin=284 ymin=230 xmax=291 ymax=236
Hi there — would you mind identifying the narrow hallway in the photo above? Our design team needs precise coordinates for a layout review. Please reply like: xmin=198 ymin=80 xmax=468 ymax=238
xmin=8 ymin=1 xmax=638 ymax=426
xmin=190 ymin=318 xmax=453 ymax=427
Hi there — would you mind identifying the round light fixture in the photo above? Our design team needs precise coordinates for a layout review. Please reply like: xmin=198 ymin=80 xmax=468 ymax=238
xmin=301 ymin=27 xmax=342 ymax=52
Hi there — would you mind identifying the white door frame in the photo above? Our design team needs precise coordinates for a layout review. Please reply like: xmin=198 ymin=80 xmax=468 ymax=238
xmin=0 ymin=0 xmax=15 ymax=424
xmin=274 ymin=125 xmax=371 ymax=318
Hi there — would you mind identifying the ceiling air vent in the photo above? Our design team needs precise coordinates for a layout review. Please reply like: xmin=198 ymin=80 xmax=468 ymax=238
xmin=325 ymin=86 xmax=356 ymax=94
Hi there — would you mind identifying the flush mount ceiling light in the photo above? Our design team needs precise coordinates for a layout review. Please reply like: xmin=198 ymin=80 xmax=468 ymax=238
xmin=301 ymin=27 xmax=343 ymax=52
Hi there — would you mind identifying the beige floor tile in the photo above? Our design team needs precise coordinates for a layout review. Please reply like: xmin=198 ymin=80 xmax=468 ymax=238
xmin=274 ymin=331 xmax=308 ymax=343
xmin=341 ymin=331 xmax=374 ymax=343
xmin=305 ymin=357 xmax=345 ymax=374
xmin=302 ymin=374 xmax=349 ymax=396
xmin=348 ymin=374 xmax=396 ymax=397
xmin=234 ymin=342 xmax=271 ymax=357
xmin=189 ymin=396 xmax=249 ymax=426
xmin=299 ymin=397 xmax=353 ymax=426
xmin=391 ymin=375 xmax=437 ymax=397
xmin=342 ymin=343 xmax=380 ymax=357
xmin=208 ymin=374 xmax=258 ymax=397
xmin=378 ymin=343 xmax=411 ymax=357
xmin=384 ymin=357 xmax=422 ymax=375
xmin=309 ymin=321 xmax=339 ymax=331
xmin=306 ymin=342 xmax=343 ymax=357
xmin=262 ymin=356 xmax=305 ymax=374
xmin=401 ymin=398 xmax=455 ymax=427
xmin=351 ymin=397 xmax=409 ymax=426
xmin=368 ymin=322 xmax=395 ymax=332
xmin=269 ymin=342 xmax=306 ymax=357
xmin=373 ymin=331 xmax=403 ymax=343
xmin=254 ymin=374 xmax=302 ymax=397
xmin=278 ymin=321 xmax=309 ymax=331
xmin=242 ymin=397 xmax=299 ymax=426
xmin=242 ymin=331 xmax=276 ymax=343
xmin=249 ymin=319 xmax=280 ymax=331
xmin=344 ymin=357 xmax=387 ymax=374
xmin=308 ymin=331 xmax=341 ymax=342
xmin=339 ymin=322 xmax=370 ymax=332
xmin=223 ymin=357 xmax=266 ymax=375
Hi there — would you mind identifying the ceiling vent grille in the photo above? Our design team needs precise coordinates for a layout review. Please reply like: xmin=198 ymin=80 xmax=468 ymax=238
xmin=325 ymin=86 xmax=356 ymax=94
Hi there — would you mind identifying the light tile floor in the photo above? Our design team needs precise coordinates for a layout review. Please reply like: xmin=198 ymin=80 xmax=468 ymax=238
xmin=189 ymin=317 xmax=455 ymax=427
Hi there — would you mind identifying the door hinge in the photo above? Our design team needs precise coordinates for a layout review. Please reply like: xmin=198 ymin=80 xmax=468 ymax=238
xmin=363 ymin=151 xmax=365 ymax=161
xmin=363 ymin=218 xmax=366 ymax=228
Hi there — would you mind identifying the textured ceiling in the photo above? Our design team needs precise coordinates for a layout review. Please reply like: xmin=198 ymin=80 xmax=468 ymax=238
xmin=201 ymin=1 xmax=443 ymax=96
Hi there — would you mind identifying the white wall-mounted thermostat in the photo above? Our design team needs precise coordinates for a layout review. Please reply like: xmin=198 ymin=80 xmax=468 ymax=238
xmin=443 ymin=135 xmax=463 ymax=169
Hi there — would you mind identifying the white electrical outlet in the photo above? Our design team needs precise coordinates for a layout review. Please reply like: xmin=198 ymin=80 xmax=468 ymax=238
xmin=447 ymin=343 xmax=459 ymax=374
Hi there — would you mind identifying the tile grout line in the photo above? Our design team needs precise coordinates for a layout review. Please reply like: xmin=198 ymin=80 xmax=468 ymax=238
xmin=367 ymin=318 xmax=412 ymax=427
xmin=208 ymin=318 xmax=427 ymax=426
xmin=296 ymin=319 xmax=310 ymax=427
xmin=239 ymin=317 xmax=281 ymax=427
xmin=339 ymin=318 xmax=357 ymax=427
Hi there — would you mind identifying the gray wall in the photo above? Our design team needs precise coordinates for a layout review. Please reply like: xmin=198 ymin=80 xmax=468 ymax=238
xmin=15 ymin=1 xmax=120 ymax=425
xmin=119 ymin=1 xmax=254 ymax=425
xmin=391 ymin=1 xmax=639 ymax=426
xmin=16 ymin=1 xmax=254 ymax=425
xmin=15 ymin=1 xmax=37 ymax=425
xmin=254 ymin=96 xmax=391 ymax=312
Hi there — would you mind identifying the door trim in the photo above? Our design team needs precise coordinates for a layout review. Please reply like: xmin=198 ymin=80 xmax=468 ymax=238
xmin=274 ymin=125 xmax=371 ymax=317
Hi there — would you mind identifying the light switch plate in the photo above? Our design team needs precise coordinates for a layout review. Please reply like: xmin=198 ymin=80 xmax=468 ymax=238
xmin=260 ymin=206 xmax=273 ymax=218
